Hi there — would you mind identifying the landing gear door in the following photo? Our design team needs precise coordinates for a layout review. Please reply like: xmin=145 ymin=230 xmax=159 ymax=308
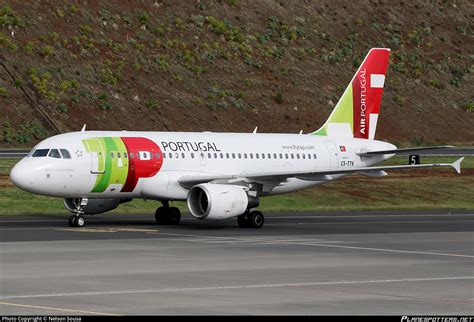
xmin=324 ymin=142 xmax=340 ymax=169
xmin=87 ymin=139 xmax=106 ymax=174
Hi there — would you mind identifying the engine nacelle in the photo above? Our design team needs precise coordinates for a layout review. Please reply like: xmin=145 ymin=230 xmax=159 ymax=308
xmin=64 ymin=198 xmax=131 ymax=215
xmin=187 ymin=183 xmax=255 ymax=220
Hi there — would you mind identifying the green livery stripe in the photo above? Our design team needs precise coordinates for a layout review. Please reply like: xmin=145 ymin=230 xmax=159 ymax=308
xmin=92 ymin=137 xmax=115 ymax=192
xmin=82 ymin=137 xmax=130 ymax=193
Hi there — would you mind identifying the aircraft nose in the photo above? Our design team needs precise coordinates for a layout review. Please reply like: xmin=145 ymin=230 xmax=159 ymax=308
xmin=10 ymin=161 xmax=34 ymax=191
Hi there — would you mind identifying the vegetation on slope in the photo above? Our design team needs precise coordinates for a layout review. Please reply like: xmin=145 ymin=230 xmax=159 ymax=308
xmin=0 ymin=1 xmax=473 ymax=147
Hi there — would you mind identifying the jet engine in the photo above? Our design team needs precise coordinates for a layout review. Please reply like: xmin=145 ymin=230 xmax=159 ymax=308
xmin=187 ymin=183 xmax=258 ymax=220
xmin=64 ymin=198 xmax=131 ymax=215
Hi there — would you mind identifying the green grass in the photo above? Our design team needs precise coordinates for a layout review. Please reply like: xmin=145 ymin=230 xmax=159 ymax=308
xmin=1 ymin=156 xmax=473 ymax=215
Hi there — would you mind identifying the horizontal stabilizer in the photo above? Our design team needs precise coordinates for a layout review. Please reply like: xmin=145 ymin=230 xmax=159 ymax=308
xmin=357 ymin=146 xmax=455 ymax=156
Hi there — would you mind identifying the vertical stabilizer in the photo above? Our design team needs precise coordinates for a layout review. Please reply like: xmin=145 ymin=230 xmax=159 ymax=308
xmin=312 ymin=48 xmax=390 ymax=139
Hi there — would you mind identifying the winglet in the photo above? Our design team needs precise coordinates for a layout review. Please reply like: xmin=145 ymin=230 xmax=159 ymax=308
xmin=81 ymin=124 xmax=87 ymax=132
xmin=451 ymin=157 xmax=464 ymax=174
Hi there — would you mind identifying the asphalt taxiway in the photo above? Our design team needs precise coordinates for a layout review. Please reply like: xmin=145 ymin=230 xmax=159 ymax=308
xmin=0 ymin=211 xmax=473 ymax=315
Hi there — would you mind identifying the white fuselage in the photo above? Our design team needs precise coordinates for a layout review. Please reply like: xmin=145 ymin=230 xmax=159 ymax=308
xmin=10 ymin=131 xmax=395 ymax=201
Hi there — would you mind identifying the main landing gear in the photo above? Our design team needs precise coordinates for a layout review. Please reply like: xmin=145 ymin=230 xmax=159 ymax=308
xmin=155 ymin=201 xmax=181 ymax=225
xmin=237 ymin=210 xmax=264 ymax=229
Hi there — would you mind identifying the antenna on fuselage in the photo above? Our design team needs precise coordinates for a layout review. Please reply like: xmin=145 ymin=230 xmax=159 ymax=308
xmin=81 ymin=124 xmax=86 ymax=132
xmin=252 ymin=127 xmax=258 ymax=133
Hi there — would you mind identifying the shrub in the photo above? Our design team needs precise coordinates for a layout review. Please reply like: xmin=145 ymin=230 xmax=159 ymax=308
xmin=57 ymin=103 xmax=68 ymax=113
xmin=13 ymin=77 xmax=23 ymax=88
xmin=40 ymin=45 xmax=54 ymax=57
xmin=463 ymin=101 xmax=474 ymax=112
xmin=275 ymin=91 xmax=284 ymax=104
xmin=0 ymin=87 xmax=8 ymax=97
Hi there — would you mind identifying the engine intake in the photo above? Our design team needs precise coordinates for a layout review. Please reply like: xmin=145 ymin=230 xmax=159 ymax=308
xmin=187 ymin=183 xmax=257 ymax=220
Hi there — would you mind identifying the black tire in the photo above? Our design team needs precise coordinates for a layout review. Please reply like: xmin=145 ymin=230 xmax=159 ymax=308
xmin=248 ymin=211 xmax=264 ymax=228
xmin=155 ymin=207 xmax=167 ymax=225
xmin=237 ymin=215 xmax=248 ymax=228
xmin=75 ymin=215 xmax=85 ymax=228
xmin=168 ymin=207 xmax=181 ymax=225
xmin=68 ymin=215 xmax=76 ymax=227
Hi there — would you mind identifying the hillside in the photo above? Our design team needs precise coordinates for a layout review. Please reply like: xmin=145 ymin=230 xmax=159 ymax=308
xmin=0 ymin=0 xmax=473 ymax=147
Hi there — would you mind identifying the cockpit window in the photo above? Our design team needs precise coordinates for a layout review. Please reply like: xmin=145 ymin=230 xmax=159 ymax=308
xmin=48 ymin=149 xmax=61 ymax=158
xmin=60 ymin=149 xmax=71 ymax=159
xmin=32 ymin=149 xmax=49 ymax=157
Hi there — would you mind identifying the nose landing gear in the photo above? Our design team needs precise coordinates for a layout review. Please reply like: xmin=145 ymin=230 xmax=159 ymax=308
xmin=67 ymin=198 xmax=88 ymax=227
xmin=68 ymin=214 xmax=86 ymax=227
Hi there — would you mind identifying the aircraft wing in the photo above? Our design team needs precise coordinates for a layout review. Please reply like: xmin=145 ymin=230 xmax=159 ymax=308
xmin=179 ymin=158 xmax=464 ymax=188
xmin=357 ymin=145 xmax=455 ymax=156
xmin=246 ymin=157 xmax=464 ymax=182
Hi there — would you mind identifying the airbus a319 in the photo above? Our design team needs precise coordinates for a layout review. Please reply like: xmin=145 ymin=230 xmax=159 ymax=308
xmin=10 ymin=48 xmax=464 ymax=228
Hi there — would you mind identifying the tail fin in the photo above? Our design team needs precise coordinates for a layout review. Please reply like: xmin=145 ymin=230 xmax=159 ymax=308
xmin=312 ymin=48 xmax=390 ymax=140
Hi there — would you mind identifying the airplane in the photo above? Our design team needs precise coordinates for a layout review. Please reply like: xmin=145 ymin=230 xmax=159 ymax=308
xmin=9 ymin=48 xmax=464 ymax=228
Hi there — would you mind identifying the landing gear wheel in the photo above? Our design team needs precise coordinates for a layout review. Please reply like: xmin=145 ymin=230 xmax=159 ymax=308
xmin=68 ymin=215 xmax=76 ymax=227
xmin=155 ymin=207 xmax=168 ymax=225
xmin=248 ymin=211 xmax=264 ymax=229
xmin=75 ymin=215 xmax=85 ymax=227
xmin=168 ymin=207 xmax=181 ymax=225
xmin=237 ymin=214 xmax=249 ymax=228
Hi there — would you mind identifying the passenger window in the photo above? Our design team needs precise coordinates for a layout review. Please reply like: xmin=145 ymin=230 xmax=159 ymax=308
xmin=191 ymin=153 xmax=194 ymax=158
xmin=163 ymin=153 xmax=166 ymax=159
xmin=232 ymin=153 xmax=236 ymax=159
xmin=244 ymin=153 xmax=247 ymax=159
xmin=117 ymin=152 xmax=121 ymax=158
xmin=220 ymin=153 xmax=223 ymax=158
xmin=296 ymin=154 xmax=300 ymax=159
xmin=208 ymin=153 xmax=212 ymax=159
xmin=181 ymin=153 xmax=185 ymax=159
xmin=279 ymin=154 xmax=283 ymax=159
xmin=308 ymin=154 xmax=311 ymax=159
xmin=60 ymin=149 xmax=71 ymax=159
xmin=262 ymin=153 xmax=265 ymax=159
xmin=313 ymin=153 xmax=317 ymax=159
xmin=238 ymin=153 xmax=241 ymax=159
xmin=155 ymin=152 xmax=160 ymax=159
xmin=226 ymin=153 xmax=229 ymax=159
xmin=130 ymin=153 xmax=134 ymax=159
xmin=250 ymin=153 xmax=253 ymax=159
xmin=111 ymin=152 xmax=114 ymax=158
xmin=302 ymin=154 xmax=306 ymax=159
xmin=274 ymin=153 xmax=277 ymax=159
xmin=175 ymin=153 xmax=179 ymax=158
xmin=268 ymin=153 xmax=271 ymax=159
xmin=285 ymin=154 xmax=288 ymax=159
xmin=49 ymin=149 xmax=61 ymax=158
xmin=124 ymin=152 xmax=128 ymax=159
xmin=214 ymin=153 xmax=217 ymax=159
xmin=169 ymin=153 xmax=173 ymax=158
xmin=291 ymin=154 xmax=294 ymax=159
xmin=256 ymin=153 xmax=259 ymax=159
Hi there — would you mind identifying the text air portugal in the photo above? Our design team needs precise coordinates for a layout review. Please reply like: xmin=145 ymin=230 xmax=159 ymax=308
xmin=352 ymin=49 xmax=390 ymax=139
